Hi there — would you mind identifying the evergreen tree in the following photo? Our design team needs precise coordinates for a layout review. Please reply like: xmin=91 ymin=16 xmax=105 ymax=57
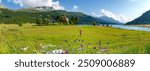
xmin=36 ymin=18 xmax=43 ymax=26
xmin=43 ymin=18 xmax=49 ymax=25
xmin=92 ymin=22 xmax=97 ymax=26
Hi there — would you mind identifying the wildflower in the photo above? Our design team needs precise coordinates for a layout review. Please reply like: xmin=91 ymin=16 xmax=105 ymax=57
xmin=100 ymin=48 xmax=107 ymax=52
xmin=93 ymin=46 xmax=97 ymax=50
xmin=80 ymin=44 xmax=84 ymax=48
xmin=80 ymin=30 xmax=82 ymax=35
xmin=21 ymin=47 xmax=28 ymax=51
xmin=39 ymin=44 xmax=45 ymax=49
xmin=64 ymin=40 xmax=68 ymax=43
xmin=46 ymin=49 xmax=65 ymax=54
xmin=65 ymin=49 xmax=69 ymax=54
xmin=74 ymin=40 xmax=77 ymax=43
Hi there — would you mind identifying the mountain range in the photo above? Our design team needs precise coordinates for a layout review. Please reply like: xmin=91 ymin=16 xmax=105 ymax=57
xmin=96 ymin=16 xmax=122 ymax=24
xmin=0 ymin=6 xmax=122 ymax=24
xmin=18 ymin=6 xmax=123 ymax=24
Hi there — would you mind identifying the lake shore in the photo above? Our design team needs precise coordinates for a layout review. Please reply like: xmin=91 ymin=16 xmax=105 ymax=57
xmin=129 ymin=24 xmax=150 ymax=28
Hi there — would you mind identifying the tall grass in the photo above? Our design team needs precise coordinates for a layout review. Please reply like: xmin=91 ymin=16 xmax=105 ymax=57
xmin=144 ymin=42 xmax=150 ymax=54
xmin=1 ymin=24 xmax=150 ymax=54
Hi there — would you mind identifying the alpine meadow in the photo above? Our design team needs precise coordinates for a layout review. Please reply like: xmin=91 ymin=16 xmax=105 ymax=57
xmin=0 ymin=0 xmax=150 ymax=54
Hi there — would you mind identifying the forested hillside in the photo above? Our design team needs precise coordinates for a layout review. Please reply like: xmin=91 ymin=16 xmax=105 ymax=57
xmin=0 ymin=7 xmax=100 ymax=25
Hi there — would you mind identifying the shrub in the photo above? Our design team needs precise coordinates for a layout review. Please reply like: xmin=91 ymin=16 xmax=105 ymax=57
xmin=18 ymin=23 xmax=22 ymax=27
xmin=92 ymin=22 xmax=96 ymax=26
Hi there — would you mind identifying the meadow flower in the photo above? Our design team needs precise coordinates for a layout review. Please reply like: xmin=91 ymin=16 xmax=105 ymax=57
xmin=65 ymin=49 xmax=69 ymax=54
xmin=64 ymin=40 xmax=68 ymax=43
xmin=80 ymin=30 xmax=82 ymax=35
xmin=74 ymin=40 xmax=77 ymax=43
xmin=93 ymin=46 xmax=97 ymax=50
xmin=80 ymin=44 xmax=84 ymax=48
xmin=39 ymin=44 xmax=45 ymax=49
xmin=100 ymin=48 xmax=107 ymax=52
xmin=46 ymin=49 xmax=65 ymax=54
xmin=21 ymin=47 xmax=28 ymax=51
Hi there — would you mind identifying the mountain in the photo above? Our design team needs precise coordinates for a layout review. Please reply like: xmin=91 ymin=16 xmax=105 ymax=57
xmin=96 ymin=16 xmax=122 ymax=24
xmin=126 ymin=10 xmax=150 ymax=25
xmin=0 ymin=7 xmax=101 ymax=24
xmin=0 ymin=6 xmax=124 ymax=25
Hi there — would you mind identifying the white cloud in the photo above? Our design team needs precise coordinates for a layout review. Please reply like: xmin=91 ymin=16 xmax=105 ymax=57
xmin=73 ymin=5 xmax=78 ymax=11
xmin=91 ymin=12 xmax=97 ymax=17
xmin=92 ymin=9 xmax=132 ymax=23
xmin=9 ymin=0 xmax=64 ymax=10
xmin=0 ymin=0 xmax=2 ymax=3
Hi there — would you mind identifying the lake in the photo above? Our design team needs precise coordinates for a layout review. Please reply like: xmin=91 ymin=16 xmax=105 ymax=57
xmin=112 ymin=25 xmax=150 ymax=32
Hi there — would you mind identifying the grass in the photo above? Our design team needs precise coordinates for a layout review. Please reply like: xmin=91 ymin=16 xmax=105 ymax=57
xmin=0 ymin=24 xmax=150 ymax=54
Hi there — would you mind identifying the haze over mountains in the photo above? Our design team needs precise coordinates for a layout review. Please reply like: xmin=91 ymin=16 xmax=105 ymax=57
xmin=96 ymin=16 xmax=122 ymax=24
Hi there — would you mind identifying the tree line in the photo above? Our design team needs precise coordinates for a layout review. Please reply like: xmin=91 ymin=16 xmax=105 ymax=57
xmin=36 ymin=14 xmax=79 ymax=26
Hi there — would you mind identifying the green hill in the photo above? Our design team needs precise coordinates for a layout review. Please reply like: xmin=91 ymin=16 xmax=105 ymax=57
xmin=126 ymin=10 xmax=150 ymax=25
xmin=0 ymin=7 xmax=100 ymax=24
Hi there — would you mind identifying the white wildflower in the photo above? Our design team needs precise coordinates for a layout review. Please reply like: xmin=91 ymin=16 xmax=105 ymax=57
xmin=46 ymin=49 xmax=65 ymax=54
xmin=21 ymin=47 xmax=29 ymax=51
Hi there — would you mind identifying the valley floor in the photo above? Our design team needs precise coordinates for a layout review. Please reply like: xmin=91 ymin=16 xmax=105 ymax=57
xmin=0 ymin=24 xmax=150 ymax=54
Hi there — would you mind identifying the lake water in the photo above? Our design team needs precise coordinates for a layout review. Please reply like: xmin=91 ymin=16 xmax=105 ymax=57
xmin=79 ymin=24 xmax=150 ymax=32
xmin=112 ymin=25 xmax=150 ymax=32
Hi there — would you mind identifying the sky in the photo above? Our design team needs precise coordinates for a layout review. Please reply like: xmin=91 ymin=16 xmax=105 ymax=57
xmin=0 ymin=0 xmax=150 ymax=23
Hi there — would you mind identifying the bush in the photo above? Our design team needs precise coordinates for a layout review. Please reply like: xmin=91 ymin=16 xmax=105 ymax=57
xmin=18 ymin=23 xmax=22 ymax=27
xmin=144 ymin=43 xmax=150 ymax=54
xmin=92 ymin=22 xmax=96 ymax=26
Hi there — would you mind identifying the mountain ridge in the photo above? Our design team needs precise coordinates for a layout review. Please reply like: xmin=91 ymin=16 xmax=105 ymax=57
xmin=96 ymin=16 xmax=122 ymax=24
xmin=126 ymin=10 xmax=150 ymax=25
xmin=0 ymin=6 xmax=122 ymax=24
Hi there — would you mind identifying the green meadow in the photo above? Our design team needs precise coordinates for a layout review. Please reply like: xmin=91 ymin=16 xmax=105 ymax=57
xmin=0 ymin=24 xmax=150 ymax=54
